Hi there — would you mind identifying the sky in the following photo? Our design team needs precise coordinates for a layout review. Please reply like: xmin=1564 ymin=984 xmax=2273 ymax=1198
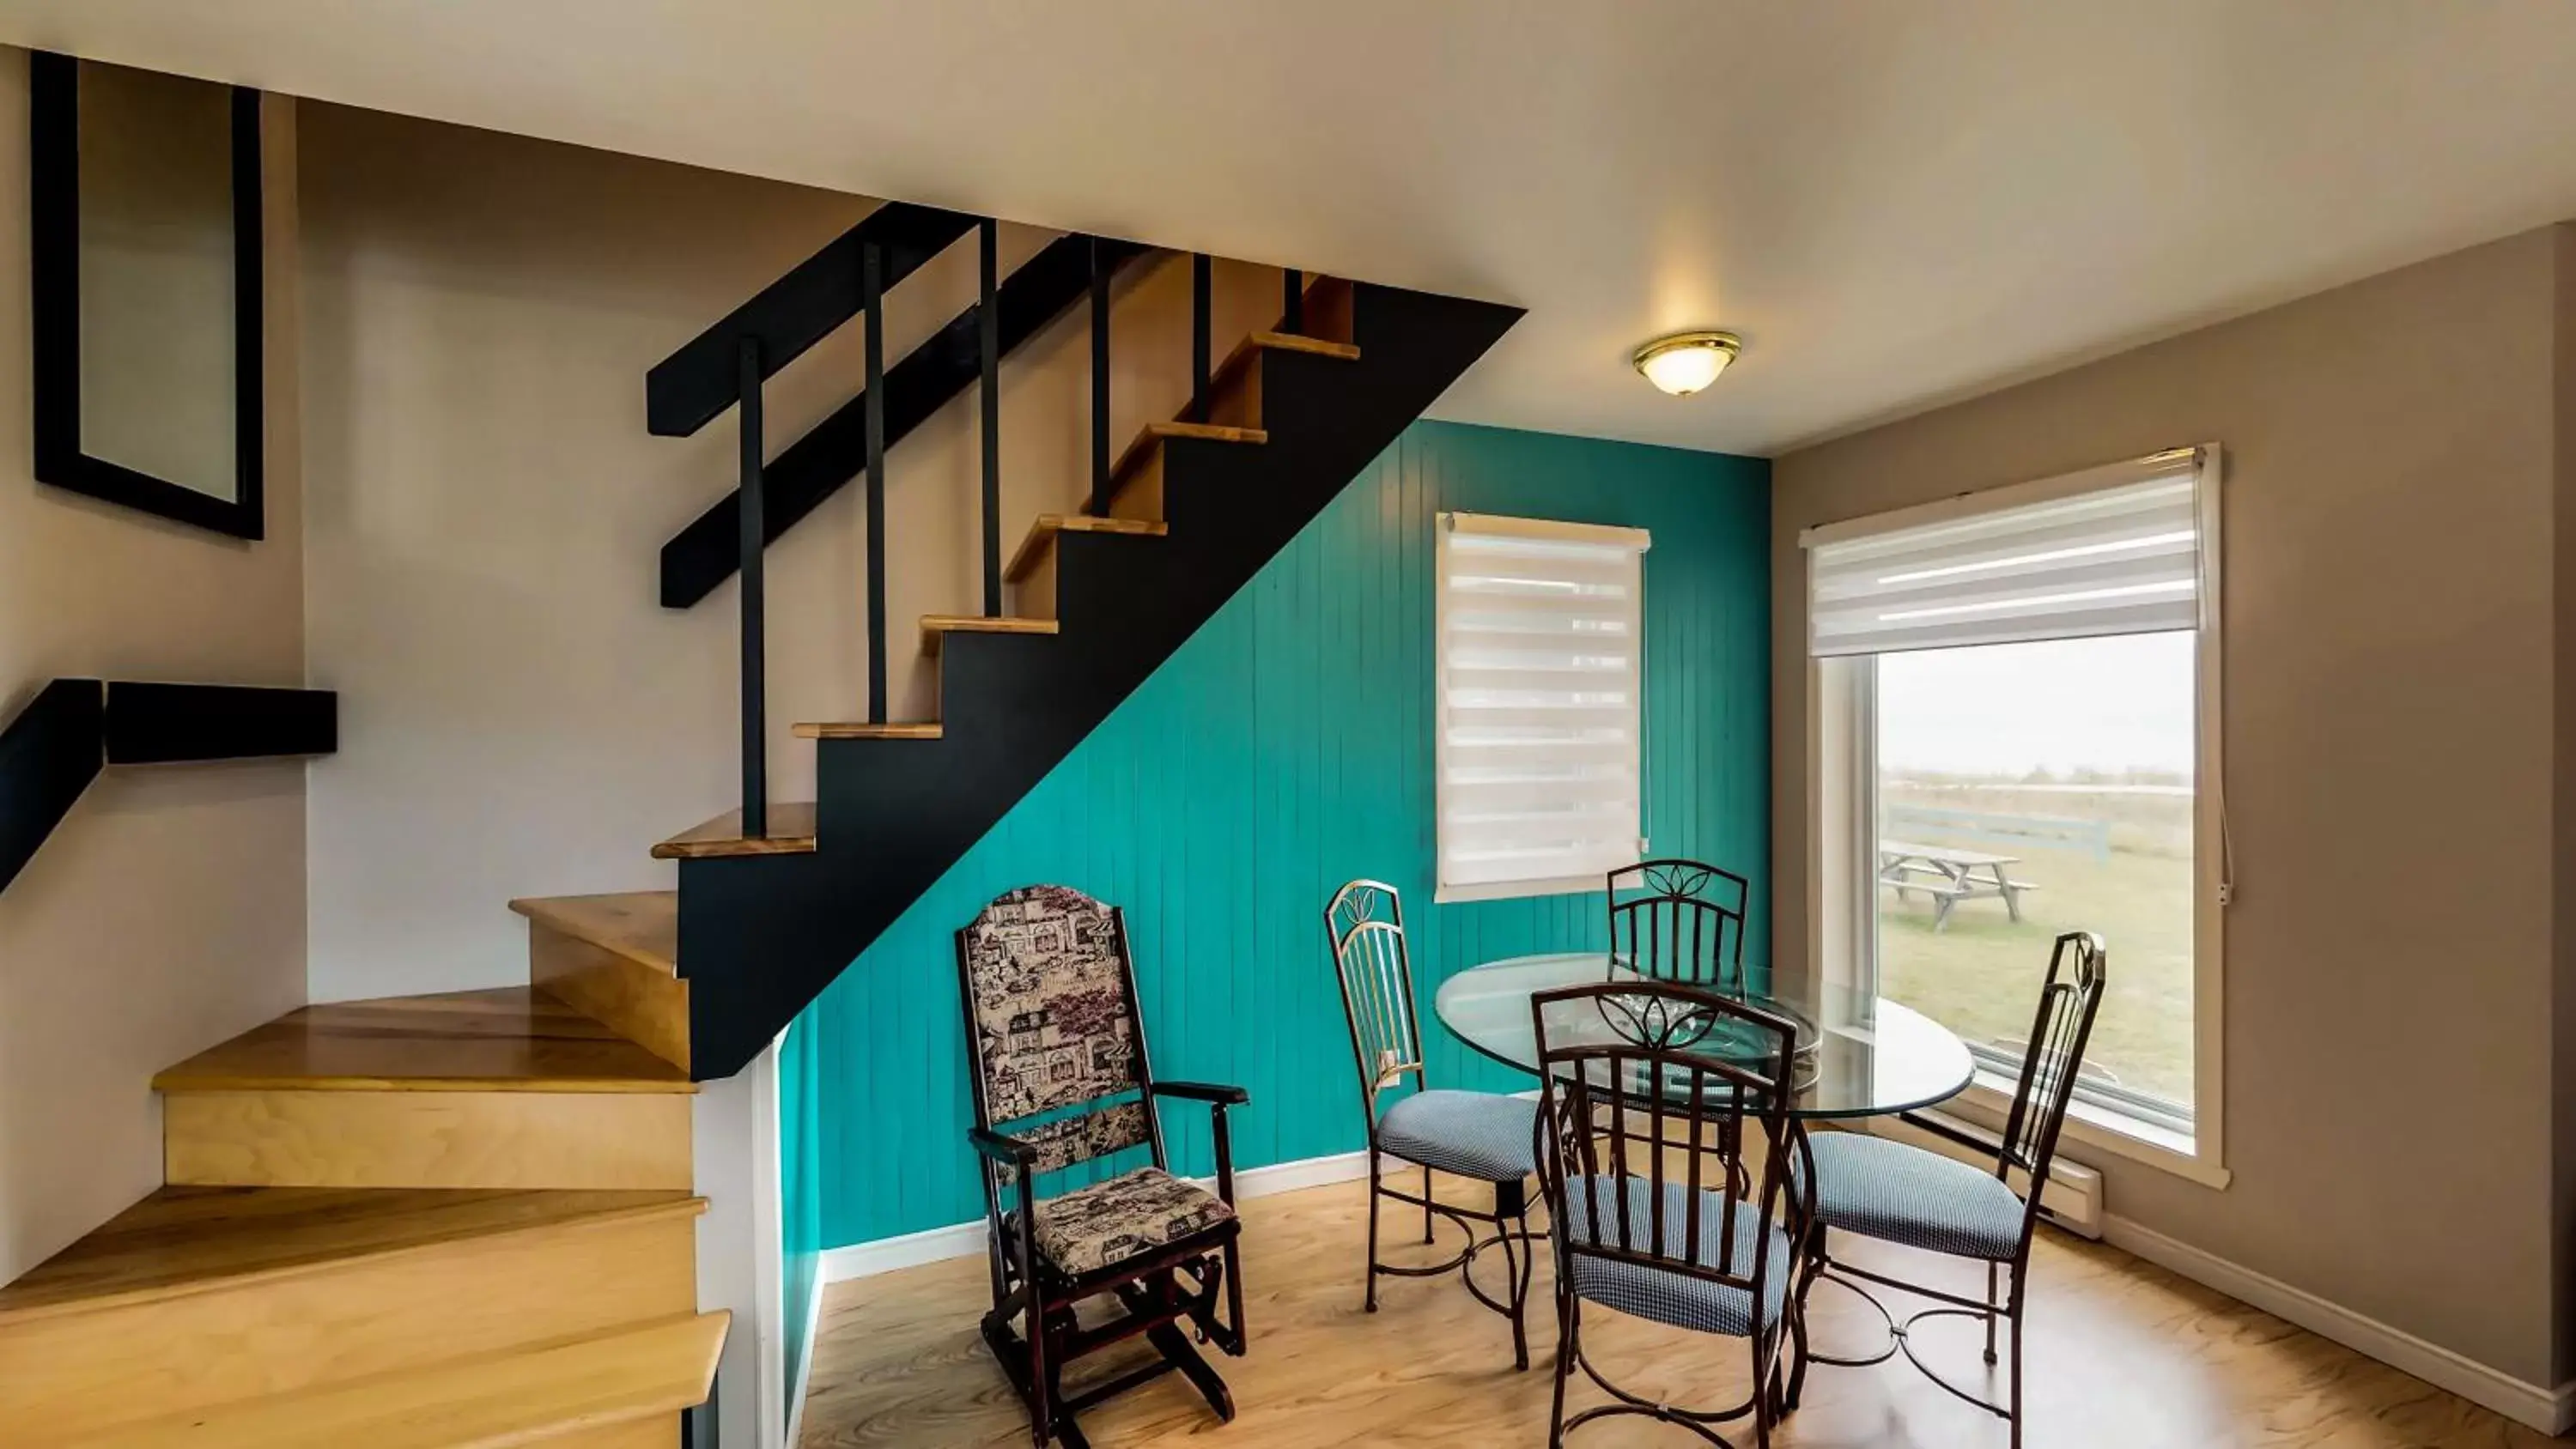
xmin=1876 ymin=630 xmax=2196 ymax=778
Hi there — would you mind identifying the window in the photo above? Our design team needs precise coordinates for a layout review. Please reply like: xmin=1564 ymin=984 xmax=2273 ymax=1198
xmin=1436 ymin=513 xmax=1650 ymax=902
xmin=1803 ymin=448 xmax=2227 ymax=1182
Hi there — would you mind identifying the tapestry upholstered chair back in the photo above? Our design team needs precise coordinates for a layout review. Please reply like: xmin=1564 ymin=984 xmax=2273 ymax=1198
xmin=956 ymin=883 xmax=1159 ymax=1179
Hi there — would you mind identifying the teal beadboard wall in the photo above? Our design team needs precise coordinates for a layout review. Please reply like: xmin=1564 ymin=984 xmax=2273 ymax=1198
xmin=790 ymin=419 xmax=1769 ymax=1248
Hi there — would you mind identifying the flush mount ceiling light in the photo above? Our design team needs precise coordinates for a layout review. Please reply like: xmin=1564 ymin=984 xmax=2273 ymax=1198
xmin=1632 ymin=330 xmax=1741 ymax=397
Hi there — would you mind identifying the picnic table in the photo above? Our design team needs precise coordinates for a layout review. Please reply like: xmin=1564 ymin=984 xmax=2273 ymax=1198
xmin=1878 ymin=840 xmax=2038 ymax=932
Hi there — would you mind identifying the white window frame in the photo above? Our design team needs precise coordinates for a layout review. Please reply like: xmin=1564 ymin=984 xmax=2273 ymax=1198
xmin=1803 ymin=446 xmax=2230 ymax=1190
xmin=1434 ymin=512 xmax=1651 ymax=904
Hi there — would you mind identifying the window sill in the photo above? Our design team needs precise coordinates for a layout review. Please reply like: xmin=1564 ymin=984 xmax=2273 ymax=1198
xmin=1435 ymin=875 xmax=1606 ymax=905
xmin=1955 ymin=1073 xmax=2231 ymax=1191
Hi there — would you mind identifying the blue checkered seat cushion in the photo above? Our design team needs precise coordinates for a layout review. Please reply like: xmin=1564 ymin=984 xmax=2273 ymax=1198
xmin=1374 ymin=1089 xmax=1537 ymax=1183
xmin=1808 ymin=1131 xmax=2027 ymax=1260
xmin=1558 ymin=1175 xmax=1793 ymax=1338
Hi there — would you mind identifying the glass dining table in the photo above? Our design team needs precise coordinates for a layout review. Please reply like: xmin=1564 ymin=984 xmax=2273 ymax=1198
xmin=1433 ymin=951 xmax=1977 ymax=1124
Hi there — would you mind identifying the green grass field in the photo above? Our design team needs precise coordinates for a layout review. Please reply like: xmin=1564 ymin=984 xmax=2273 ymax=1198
xmin=1877 ymin=788 xmax=2195 ymax=1109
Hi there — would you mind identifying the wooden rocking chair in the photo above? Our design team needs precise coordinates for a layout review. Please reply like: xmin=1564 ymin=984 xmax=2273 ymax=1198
xmin=956 ymin=884 xmax=1250 ymax=1448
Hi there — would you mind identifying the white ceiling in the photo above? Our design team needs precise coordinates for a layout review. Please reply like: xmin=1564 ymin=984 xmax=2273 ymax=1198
xmin=8 ymin=1 xmax=2576 ymax=456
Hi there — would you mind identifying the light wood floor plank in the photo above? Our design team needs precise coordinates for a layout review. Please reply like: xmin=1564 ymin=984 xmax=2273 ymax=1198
xmin=796 ymin=1174 xmax=2553 ymax=1448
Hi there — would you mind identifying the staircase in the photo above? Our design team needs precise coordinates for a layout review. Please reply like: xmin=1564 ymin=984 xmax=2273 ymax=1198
xmin=636 ymin=234 xmax=1519 ymax=1077
xmin=0 ymin=899 xmax=724 ymax=1446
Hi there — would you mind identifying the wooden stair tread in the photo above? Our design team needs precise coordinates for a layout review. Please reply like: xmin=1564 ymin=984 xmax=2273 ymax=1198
xmin=1108 ymin=421 xmax=1267 ymax=486
xmin=58 ymin=1309 xmax=728 ymax=1448
xmin=650 ymin=801 xmax=817 ymax=860
xmin=507 ymin=892 xmax=677 ymax=975
xmin=920 ymin=615 xmax=1057 ymax=657
xmin=151 ymin=987 xmax=696 ymax=1094
xmin=1231 ymin=330 xmax=1361 ymax=366
xmin=0 ymin=1186 xmax=704 ymax=1322
xmin=792 ymin=721 xmax=943 ymax=740
xmin=1004 ymin=514 xmax=1169 ymax=582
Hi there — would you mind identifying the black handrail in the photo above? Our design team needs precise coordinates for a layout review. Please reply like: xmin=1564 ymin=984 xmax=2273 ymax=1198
xmin=659 ymin=233 xmax=1152 ymax=609
xmin=647 ymin=203 xmax=980 ymax=438
xmin=1 ymin=680 xmax=336 ymax=894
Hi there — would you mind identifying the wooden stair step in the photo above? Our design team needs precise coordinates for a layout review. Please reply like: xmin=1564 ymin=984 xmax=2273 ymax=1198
xmin=920 ymin=614 xmax=1057 ymax=657
xmin=55 ymin=1309 xmax=728 ymax=1449
xmin=152 ymin=987 xmax=696 ymax=1094
xmin=509 ymin=893 xmax=676 ymax=976
xmin=1200 ymin=330 xmax=1363 ymax=431
xmin=1229 ymin=330 xmax=1360 ymax=367
xmin=0 ymin=1187 xmax=708 ymax=1441
xmin=1005 ymin=514 xmax=1170 ymax=583
xmin=1103 ymin=421 xmax=1269 ymax=524
xmin=651 ymin=801 xmax=817 ymax=860
xmin=792 ymin=720 xmax=944 ymax=740
xmin=0 ymin=1186 xmax=702 ymax=1323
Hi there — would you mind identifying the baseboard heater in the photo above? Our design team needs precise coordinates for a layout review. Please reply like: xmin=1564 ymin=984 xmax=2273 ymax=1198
xmin=1871 ymin=1109 xmax=2105 ymax=1239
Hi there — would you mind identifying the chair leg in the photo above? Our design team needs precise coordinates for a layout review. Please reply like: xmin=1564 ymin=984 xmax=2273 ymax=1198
xmin=1496 ymin=1208 xmax=1528 ymax=1373
xmin=1546 ymin=1293 xmax=1577 ymax=1449
xmin=1024 ymin=1296 xmax=1054 ymax=1449
xmin=1423 ymin=1164 xmax=1435 ymax=1245
xmin=1509 ymin=1202 xmax=1536 ymax=1373
xmin=1985 ymin=1262 xmax=2000 ymax=1365
xmin=1222 ymin=1239 xmax=1249 ymax=1355
xmin=1364 ymin=1150 xmax=1382 ymax=1313
xmin=2009 ymin=1264 xmax=2028 ymax=1449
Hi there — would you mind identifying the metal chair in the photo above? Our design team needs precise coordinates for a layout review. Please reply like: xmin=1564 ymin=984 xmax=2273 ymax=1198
xmin=957 ymin=884 xmax=1252 ymax=1449
xmin=1531 ymin=978 xmax=1814 ymax=1446
xmin=1608 ymin=858 xmax=1753 ymax=992
xmin=1324 ymin=879 xmax=1540 ymax=1369
xmin=1792 ymin=931 xmax=2108 ymax=1448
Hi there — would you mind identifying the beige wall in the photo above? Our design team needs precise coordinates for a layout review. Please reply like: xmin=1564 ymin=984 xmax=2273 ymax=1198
xmin=1774 ymin=229 xmax=2569 ymax=1385
xmin=0 ymin=52 xmax=307 ymax=1281
xmin=298 ymin=106 xmax=1289 ymax=1001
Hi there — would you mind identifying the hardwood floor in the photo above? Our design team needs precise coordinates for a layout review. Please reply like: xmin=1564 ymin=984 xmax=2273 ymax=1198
xmin=797 ymin=1173 xmax=2550 ymax=1448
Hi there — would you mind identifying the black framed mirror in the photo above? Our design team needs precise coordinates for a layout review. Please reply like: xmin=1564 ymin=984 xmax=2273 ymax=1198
xmin=28 ymin=51 xmax=264 ymax=540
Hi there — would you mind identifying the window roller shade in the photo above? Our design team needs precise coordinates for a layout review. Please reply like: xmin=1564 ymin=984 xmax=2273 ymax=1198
xmin=1437 ymin=513 xmax=1649 ymax=896
xmin=1806 ymin=452 xmax=2206 ymax=658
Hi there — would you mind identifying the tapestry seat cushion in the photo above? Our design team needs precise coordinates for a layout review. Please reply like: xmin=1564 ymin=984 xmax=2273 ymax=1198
xmin=1033 ymin=1166 xmax=1235 ymax=1277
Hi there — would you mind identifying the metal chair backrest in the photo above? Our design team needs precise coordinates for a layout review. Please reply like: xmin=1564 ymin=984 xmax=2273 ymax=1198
xmin=1993 ymin=931 xmax=2108 ymax=1242
xmin=1607 ymin=858 xmax=1752 ymax=992
xmin=1325 ymin=879 xmax=1425 ymax=1124
xmin=955 ymin=884 xmax=1163 ymax=1184
xmin=1531 ymin=979 xmax=1800 ymax=1317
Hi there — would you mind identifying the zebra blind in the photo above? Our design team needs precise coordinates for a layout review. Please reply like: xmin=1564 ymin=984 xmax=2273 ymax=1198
xmin=1805 ymin=447 xmax=2208 ymax=657
xmin=1436 ymin=512 xmax=1650 ymax=900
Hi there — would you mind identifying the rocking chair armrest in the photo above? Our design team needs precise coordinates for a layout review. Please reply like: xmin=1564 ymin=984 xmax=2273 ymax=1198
xmin=968 ymin=1125 xmax=1040 ymax=1170
xmin=1152 ymin=1080 xmax=1251 ymax=1106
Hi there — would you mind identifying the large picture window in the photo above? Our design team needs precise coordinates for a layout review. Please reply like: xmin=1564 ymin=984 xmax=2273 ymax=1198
xmin=1804 ymin=447 xmax=2226 ymax=1179
xmin=1435 ymin=513 xmax=1650 ymax=902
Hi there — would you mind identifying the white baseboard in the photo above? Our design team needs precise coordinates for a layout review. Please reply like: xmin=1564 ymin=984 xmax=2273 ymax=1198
xmin=2101 ymin=1214 xmax=2576 ymax=1434
xmin=818 ymin=1149 xmax=1376 ymax=1285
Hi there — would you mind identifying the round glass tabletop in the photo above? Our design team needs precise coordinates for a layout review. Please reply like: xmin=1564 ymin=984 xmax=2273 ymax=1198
xmin=1431 ymin=952 xmax=1975 ymax=1122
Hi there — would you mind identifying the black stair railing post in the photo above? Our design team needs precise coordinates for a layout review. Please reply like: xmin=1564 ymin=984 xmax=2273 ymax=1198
xmin=1190 ymin=253 xmax=1212 ymax=425
xmin=980 ymin=219 xmax=1001 ymax=618
xmin=1089 ymin=237 xmax=1110 ymax=515
xmin=736 ymin=336 xmax=768 ymax=839
xmin=863 ymin=239 xmax=889 ymax=725
xmin=1283 ymin=266 xmax=1303 ymax=334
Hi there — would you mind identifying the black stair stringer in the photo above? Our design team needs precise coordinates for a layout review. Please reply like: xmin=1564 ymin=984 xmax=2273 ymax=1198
xmin=676 ymin=282 xmax=1523 ymax=1077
